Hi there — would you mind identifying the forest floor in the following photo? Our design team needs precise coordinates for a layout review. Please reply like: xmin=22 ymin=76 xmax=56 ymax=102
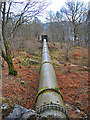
xmin=2 ymin=40 xmax=89 ymax=119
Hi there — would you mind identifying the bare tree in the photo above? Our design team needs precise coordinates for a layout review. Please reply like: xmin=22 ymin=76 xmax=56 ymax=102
xmin=61 ymin=0 xmax=87 ymax=45
xmin=46 ymin=11 xmax=57 ymax=45
xmin=46 ymin=11 xmax=67 ymax=46
xmin=30 ymin=17 xmax=44 ymax=38
xmin=1 ymin=0 xmax=49 ymax=76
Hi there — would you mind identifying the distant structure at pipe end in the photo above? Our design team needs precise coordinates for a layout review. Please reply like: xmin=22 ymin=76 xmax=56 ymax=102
xmin=41 ymin=35 xmax=48 ymax=42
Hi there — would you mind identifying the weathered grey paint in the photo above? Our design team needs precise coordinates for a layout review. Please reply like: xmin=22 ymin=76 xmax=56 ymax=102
xmin=36 ymin=39 xmax=69 ymax=119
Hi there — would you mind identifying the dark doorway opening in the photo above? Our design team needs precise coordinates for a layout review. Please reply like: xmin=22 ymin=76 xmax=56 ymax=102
xmin=41 ymin=35 xmax=48 ymax=42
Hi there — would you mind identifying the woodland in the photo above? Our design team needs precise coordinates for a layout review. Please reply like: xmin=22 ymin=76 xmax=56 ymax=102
xmin=0 ymin=0 xmax=89 ymax=119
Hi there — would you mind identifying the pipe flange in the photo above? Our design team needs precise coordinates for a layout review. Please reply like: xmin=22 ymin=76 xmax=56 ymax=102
xmin=36 ymin=103 xmax=69 ymax=120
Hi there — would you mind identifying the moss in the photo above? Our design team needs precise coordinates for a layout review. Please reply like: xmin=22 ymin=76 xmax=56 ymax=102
xmin=36 ymin=87 xmax=63 ymax=102
xmin=21 ymin=81 xmax=25 ymax=84
xmin=65 ymin=55 xmax=69 ymax=61
xmin=53 ymin=62 xmax=58 ymax=66
xmin=42 ymin=76 xmax=44 ymax=78
xmin=55 ymin=87 xmax=59 ymax=91
xmin=5 ymin=40 xmax=18 ymax=76
xmin=54 ymin=56 xmax=57 ymax=59
xmin=9 ymin=99 xmax=12 ymax=103
xmin=9 ymin=69 xmax=18 ymax=76
xmin=16 ymin=74 xmax=19 ymax=77
xmin=2 ymin=97 xmax=9 ymax=103
xmin=77 ymin=69 xmax=81 ymax=72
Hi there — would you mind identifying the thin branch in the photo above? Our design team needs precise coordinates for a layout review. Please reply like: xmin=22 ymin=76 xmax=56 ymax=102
xmin=2 ymin=2 xmax=6 ymax=41
xmin=6 ymin=2 xmax=12 ymax=22
xmin=75 ymin=11 xmax=84 ymax=21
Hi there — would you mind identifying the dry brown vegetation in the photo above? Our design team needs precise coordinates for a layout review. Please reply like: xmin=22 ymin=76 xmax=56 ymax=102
xmin=2 ymin=39 xmax=88 ymax=119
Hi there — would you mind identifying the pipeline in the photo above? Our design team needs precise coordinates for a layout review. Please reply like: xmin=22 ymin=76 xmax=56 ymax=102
xmin=36 ymin=39 xmax=69 ymax=119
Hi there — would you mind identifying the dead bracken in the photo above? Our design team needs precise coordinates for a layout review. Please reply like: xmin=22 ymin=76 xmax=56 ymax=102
xmin=2 ymin=42 xmax=88 ymax=119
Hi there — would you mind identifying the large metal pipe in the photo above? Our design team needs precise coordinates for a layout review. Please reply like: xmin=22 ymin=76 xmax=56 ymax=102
xmin=36 ymin=39 xmax=69 ymax=119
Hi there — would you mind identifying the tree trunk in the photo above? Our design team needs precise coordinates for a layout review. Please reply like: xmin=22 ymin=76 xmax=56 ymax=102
xmin=76 ymin=25 xmax=80 ymax=46
xmin=74 ymin=27 xmax=76 ymax=44
xmin=84 ymin=28 xmax=88 ymax=46
xmin=5 ymin=40 xmax=17 ymax=76
xmin=2 ymin=2 xmax=17 ymax=76
xmin=77 ymin=38 xmax=80 ymax=46
xmin=74 ymin=24 xmax=80 ymax=46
